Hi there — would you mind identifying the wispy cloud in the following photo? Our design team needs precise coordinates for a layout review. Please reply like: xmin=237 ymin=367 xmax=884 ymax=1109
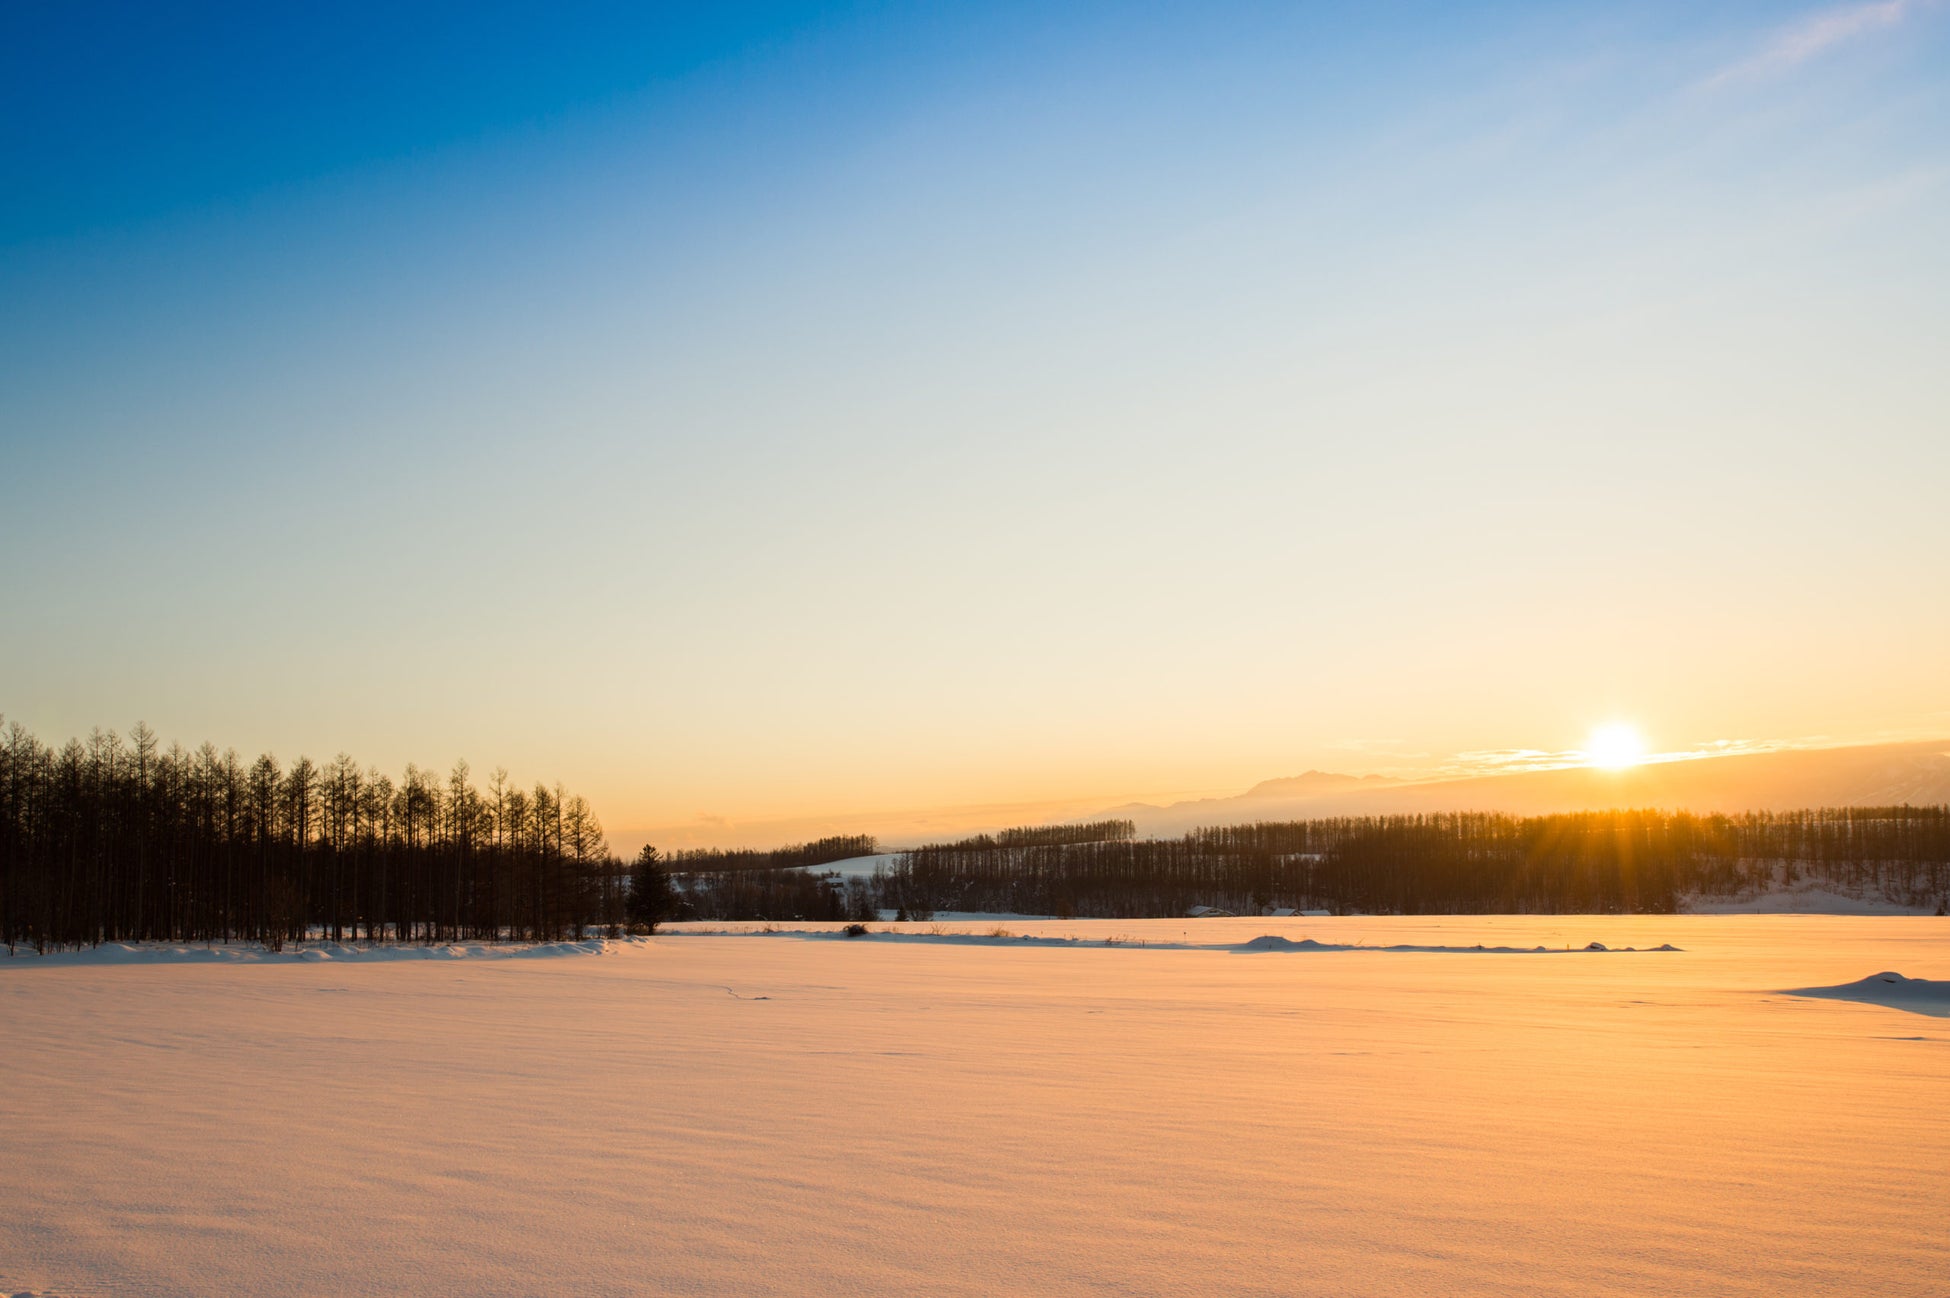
xmin=1706 ymin=0 xmax=1931 ymax=87
xmin=1432 ymin=738 xmax=1815 ymax=781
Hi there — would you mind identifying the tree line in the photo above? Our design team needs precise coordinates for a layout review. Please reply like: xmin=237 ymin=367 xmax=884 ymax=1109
xmin=876 ymin=807 xmax=1950 ymax=918
xmin=925 ymin=820 xmax=1137 ymax=851
xmin=665 ymin=834 xmax=879 ymax=922
xmin=0 ymin=720 xmax=664 ymax=953
xmin=11 ymin=717 xmax=1947 ymax=940
xmin=669 ymin=864 xmax=880 ymax=924
xmin=655 ymin=807 xmax=1950 ymax=922
xmin=651 ymin=821 xmax=1143 ymax=924
xmin=666 ymin=835 xmax=878 ymax=873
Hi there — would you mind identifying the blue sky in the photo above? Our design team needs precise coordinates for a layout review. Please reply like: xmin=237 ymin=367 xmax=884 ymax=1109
xmin=4 ymin=1 xmax=1947 ymax=846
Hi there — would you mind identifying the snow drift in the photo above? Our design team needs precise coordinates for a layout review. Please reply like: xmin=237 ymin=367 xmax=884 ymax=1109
xmin=1786 ymin=971 xmax=1950 ymax=1016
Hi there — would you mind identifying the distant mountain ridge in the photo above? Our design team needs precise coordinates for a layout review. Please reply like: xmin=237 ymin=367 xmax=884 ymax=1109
xmin=1242 ymin=771 xmax=1402 ymax=798
xmin=1104 ymin=770 xmax=1401 ymax=821
xmin=1102 ymin=740 xmax=1950 ymax=838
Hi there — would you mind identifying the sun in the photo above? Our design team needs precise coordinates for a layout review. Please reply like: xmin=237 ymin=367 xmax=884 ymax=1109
xmin=1584 ymin=723 xmax=1648 ymax=770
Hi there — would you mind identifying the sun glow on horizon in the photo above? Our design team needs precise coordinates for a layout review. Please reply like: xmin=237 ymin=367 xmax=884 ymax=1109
xmin=1584 ymin=723 xmax=1648 ymax=771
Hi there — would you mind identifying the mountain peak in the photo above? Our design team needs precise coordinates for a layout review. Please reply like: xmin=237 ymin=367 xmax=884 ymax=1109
xmin=1244 ymin=771 xmax=1397 ymax=798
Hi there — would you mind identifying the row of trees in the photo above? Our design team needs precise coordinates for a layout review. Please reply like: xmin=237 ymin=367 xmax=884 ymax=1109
xmin=665 ymin=835 xmax=878 ymax=873
xmin=662 ymin=823 xmax=1141 ymax=922
xmin=928 ymin=820 xmax=1137 ymax=851
xmin=876 ymin=807 xmax=1950 ymax=918
xmin=0 ymin=721 xmax=674 ymax=953
xmin=10 ymin=717 xmax=1947 ymax=939
xmin=669 ymin=864 xmax=878 ymax=923
xmin=662 ymin=835 xmax=880 ymax=921
xmin=647 ymin=807 xmax=1950 ymax=922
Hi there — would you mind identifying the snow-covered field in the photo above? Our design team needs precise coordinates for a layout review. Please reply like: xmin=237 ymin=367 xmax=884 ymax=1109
xmin=4 ymin=916 xmax=1946 ymax=1297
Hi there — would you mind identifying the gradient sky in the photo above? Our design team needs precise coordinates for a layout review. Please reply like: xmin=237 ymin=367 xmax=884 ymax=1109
xmin=4 ymin=1 xmax=1947 ymax=847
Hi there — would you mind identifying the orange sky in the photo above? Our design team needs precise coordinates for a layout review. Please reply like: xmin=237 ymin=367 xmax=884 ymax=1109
xmin=6 ymin=1 xmax=1947 ymax=852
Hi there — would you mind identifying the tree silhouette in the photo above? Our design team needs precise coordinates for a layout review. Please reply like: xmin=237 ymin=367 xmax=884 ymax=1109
xmin=627 ymin=844 xmax=675 ymax=932
xmin=0 ymin=719 xmax=624 ymax=952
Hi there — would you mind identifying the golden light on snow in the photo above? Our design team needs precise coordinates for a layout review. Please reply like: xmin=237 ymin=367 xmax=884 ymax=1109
xmin=5 ymin=919 xmax=1950 ymax=1295
xmin=1584 ymin=723 xmax=1648 ymax=770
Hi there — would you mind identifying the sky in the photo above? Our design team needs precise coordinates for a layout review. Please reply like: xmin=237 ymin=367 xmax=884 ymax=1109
xmin=4 ymin=0 xmax=1947 ymax=849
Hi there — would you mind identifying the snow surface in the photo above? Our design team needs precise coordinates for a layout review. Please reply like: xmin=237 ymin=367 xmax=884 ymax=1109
xmin=825 ymin=851 xmax=902 ymax=880
xmin=3 ymin=915 xmax=1947 ymax=1297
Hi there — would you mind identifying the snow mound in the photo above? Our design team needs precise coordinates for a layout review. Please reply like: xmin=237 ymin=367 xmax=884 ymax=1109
xmin=671 ymin=926 xmax=1683 ymax=955
xmin=1 ymin=939 xmax=616 ymax=967
xmin=1785 ymin=971 xmax=1950 ymax=1016
xmin=1238 ymin=935 xmax=1328 ymax=952
xmin=1233 ymin=935 xmax=1679 ymax=955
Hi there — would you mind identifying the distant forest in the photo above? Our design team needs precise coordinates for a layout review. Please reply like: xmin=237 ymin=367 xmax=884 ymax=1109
xmin=0 ymin=721 xmax=642 ymax=953
xmin=662 ymin=822 xmax=1145 ymax=922
xmin=667 ymin=836 xmax=878 ymax=872
xmin=669 ymin=810 xmax=1950 ymax=921
xmin=8 ymin=720 xmax=1950 ymax=951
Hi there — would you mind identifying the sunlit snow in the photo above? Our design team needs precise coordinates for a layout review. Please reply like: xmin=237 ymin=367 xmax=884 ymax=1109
xmin=4 ymin=915 xmax=1946 ymax=1296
